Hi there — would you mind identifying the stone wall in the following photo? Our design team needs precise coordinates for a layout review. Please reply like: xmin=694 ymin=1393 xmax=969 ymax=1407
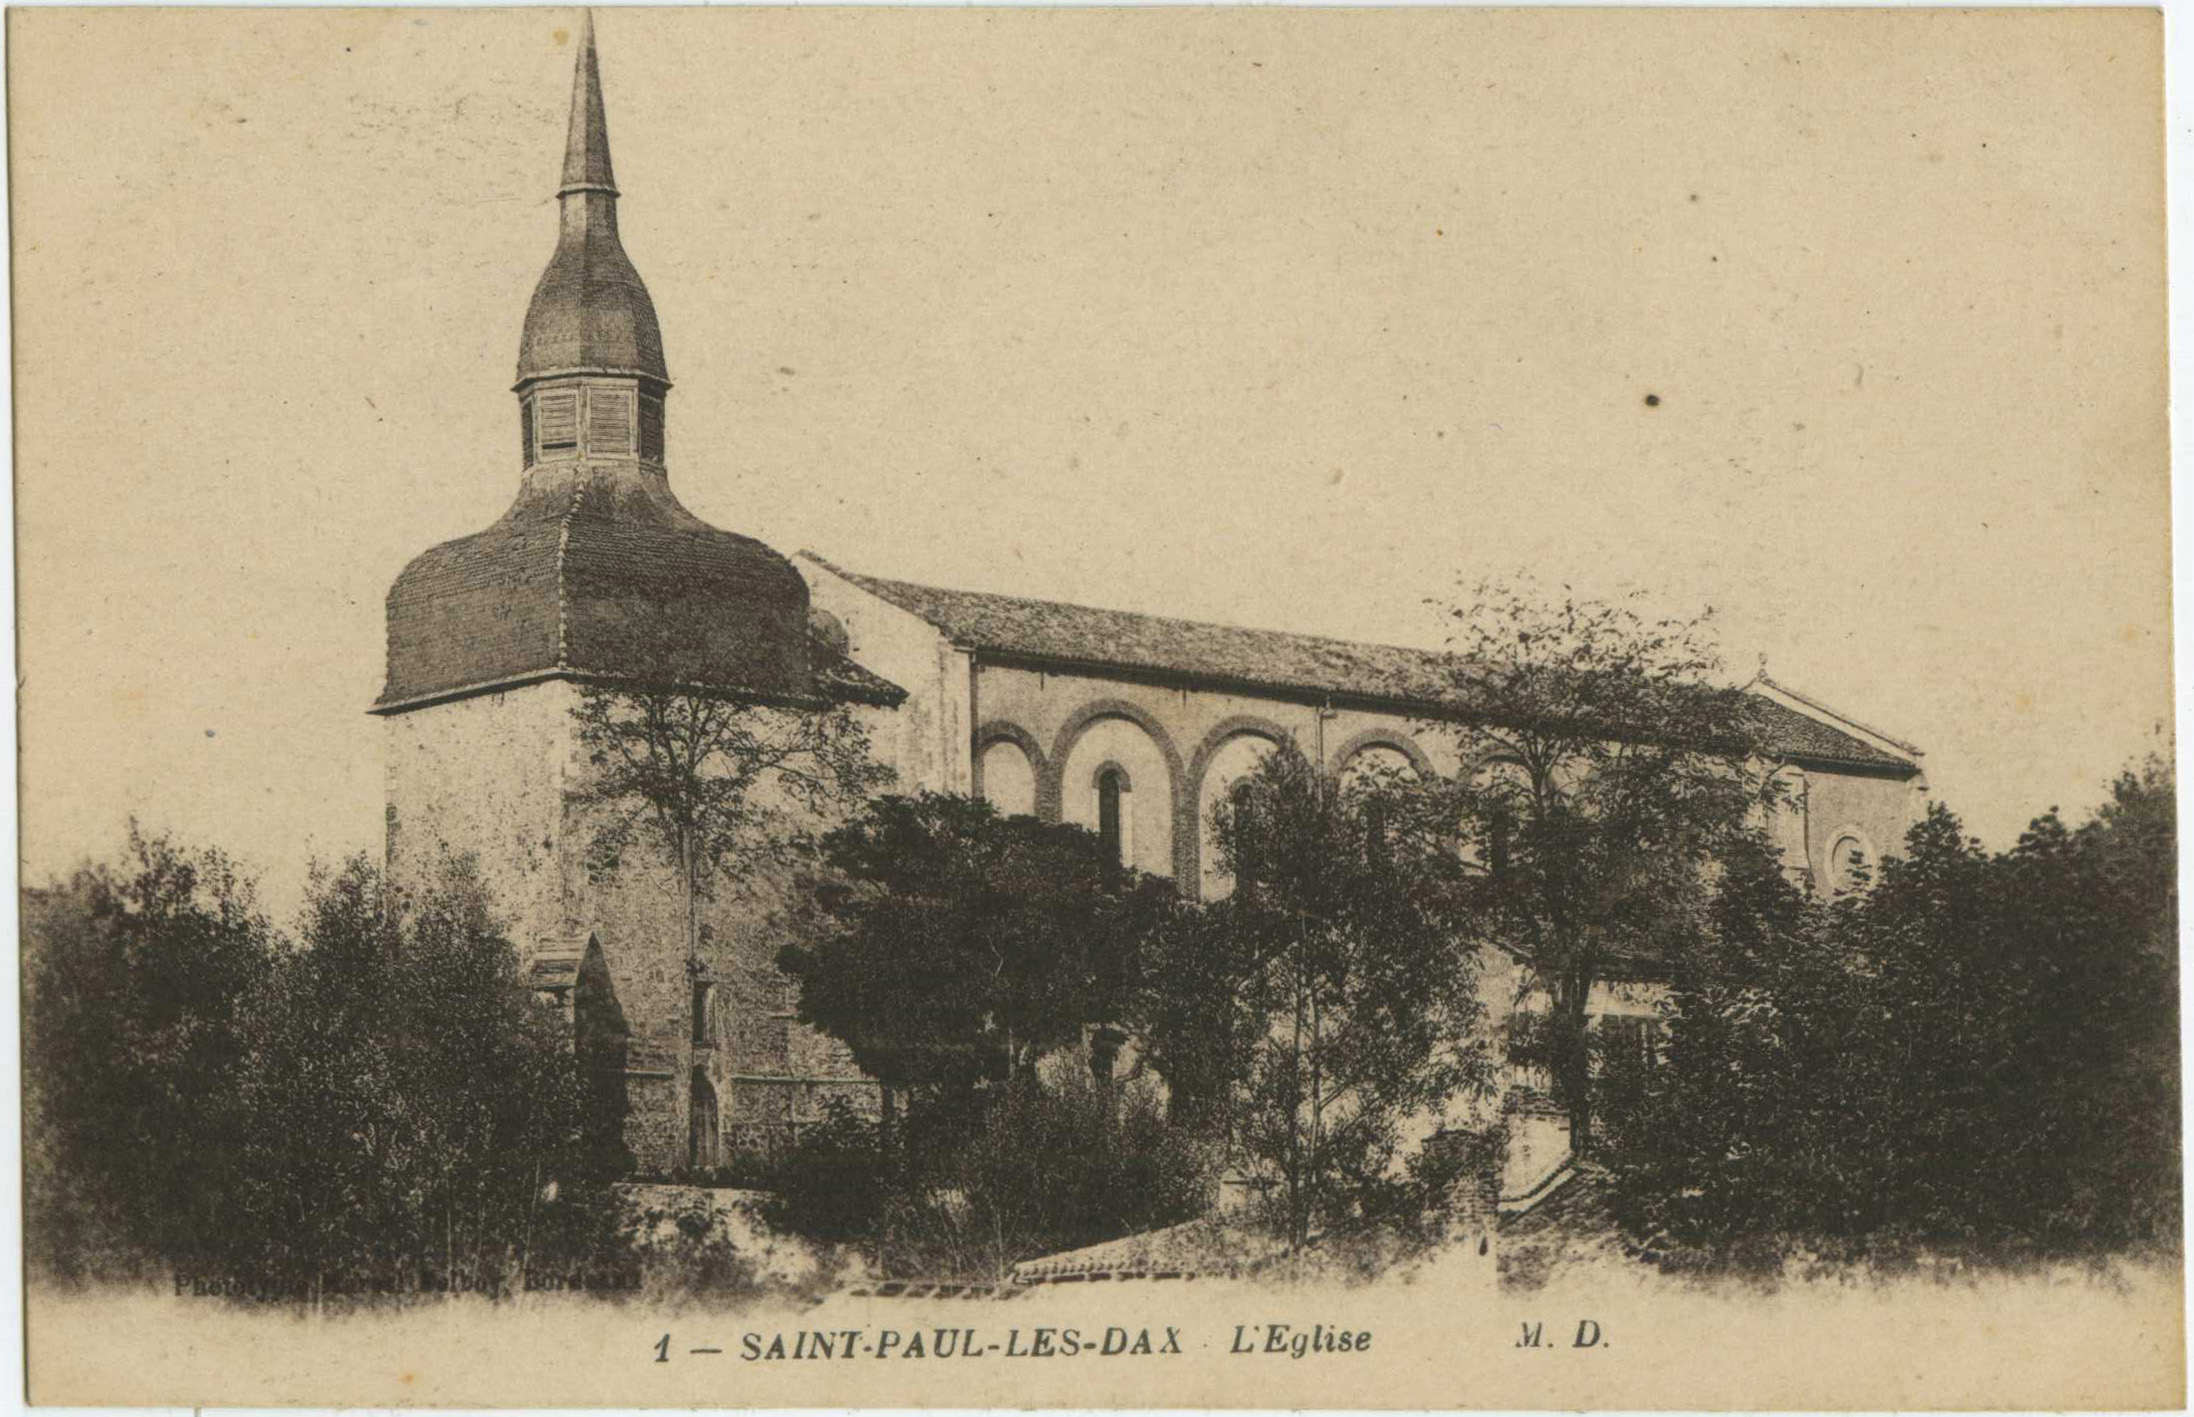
xmin=967 ymin=661 xmax=1460 ymax=899
xmin=385 ymin=577 xmax=1927 ymax=1187
xmin=385 ymin=677 xmax=886 ymax=1177
xmin=1801 ymin=764 xmax=1928 ymax=891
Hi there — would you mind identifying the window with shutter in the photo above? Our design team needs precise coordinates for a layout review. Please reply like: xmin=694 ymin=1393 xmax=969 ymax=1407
xmin=536 ymin=392 xmax=579 ymax=455
xmin=640 ymin=394 xmax=665 ymax=462
xmin=520 ymin=398 xmax=535 ymax=468
xmin=588 ymin=387 xmax=633 ymax=455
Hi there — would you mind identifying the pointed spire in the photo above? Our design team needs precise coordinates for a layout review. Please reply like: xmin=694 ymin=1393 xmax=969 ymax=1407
xmin=517 ymin=7 xmax=665 ymax=391
xmin=559 ymin=10 xmax=616 ymax=197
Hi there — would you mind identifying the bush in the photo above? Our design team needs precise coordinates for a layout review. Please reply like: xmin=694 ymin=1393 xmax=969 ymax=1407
xmin=22 ymin=833 xmax=633 ymax=1300
xmin=759 ymin=1061 xmax=1217 ymax=1280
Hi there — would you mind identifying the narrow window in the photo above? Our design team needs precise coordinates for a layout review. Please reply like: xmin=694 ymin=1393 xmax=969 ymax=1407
xmin=691 ymin=978 xmax=715 ymax=1046
xmin=520 ymin=398 xmax=536 ymax=468
xmin=1365 ymin=794 xmax=1392 ymax=871
xmin=1097 ymin=768 xmax=1126 ymax=869
xmin=1488 ymin=810 xmax=1512 ymax=876
xmin=688 ymin=1071 xmax=720 ymax=1172
xmin=640 ymin=394 xmax=666 ymax=462
xmin=1229 ymin=780 xmax=1260 ymax=888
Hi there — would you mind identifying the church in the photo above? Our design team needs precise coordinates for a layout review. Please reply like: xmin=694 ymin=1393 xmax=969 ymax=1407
xmin=375 ymin=18 xmax=1929 ymax=1195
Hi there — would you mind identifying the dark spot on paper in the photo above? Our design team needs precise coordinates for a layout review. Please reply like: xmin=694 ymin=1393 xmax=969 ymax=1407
xmin=1643 ymin=393 xmax=1661 ymax=407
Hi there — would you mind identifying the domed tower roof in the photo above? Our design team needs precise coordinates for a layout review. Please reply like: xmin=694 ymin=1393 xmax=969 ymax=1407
xmin=515 ymin=13 xmax=666 ymax=388
xmin=375 ymin=13 xmax=901 ymax=716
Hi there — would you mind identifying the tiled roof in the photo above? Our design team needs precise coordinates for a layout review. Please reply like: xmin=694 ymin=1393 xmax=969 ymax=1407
xmin=1011 ymin=1218 xmax=1289 ymax=1283
xmin=376 ymin=468 xmax=902 ymax=713
xmin=815 ymin=560 xmax=1916 ymax=773
xmin=1747 ymin=697 xmax=1913 ymax=771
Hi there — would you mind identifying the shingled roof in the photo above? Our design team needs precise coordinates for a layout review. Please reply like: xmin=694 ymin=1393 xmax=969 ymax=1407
xmin=376 ymin=469 xmax=903 ymax=713
xmin=811 ymin=559 xmax=1917 ymax=774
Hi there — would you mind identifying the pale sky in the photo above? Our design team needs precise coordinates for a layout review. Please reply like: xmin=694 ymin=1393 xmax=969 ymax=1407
xmin=12 ymin=8 xmax=2171 ymax=918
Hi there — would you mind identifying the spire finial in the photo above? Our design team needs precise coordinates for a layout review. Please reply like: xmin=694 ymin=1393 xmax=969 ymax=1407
xmin=559 ymin=9 xmax=616 ymax=197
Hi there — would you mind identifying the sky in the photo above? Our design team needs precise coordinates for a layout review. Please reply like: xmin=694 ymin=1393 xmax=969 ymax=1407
xmin=11 ymin=7 xmax=2171 ymax=921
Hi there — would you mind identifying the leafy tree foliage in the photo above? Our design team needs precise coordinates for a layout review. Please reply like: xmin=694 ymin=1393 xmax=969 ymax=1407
xmin=23 ymin=835 xmax=628 ymax=1299
xmin=1605 ymin=759 xmax=2181 ymax=1268
xmin=228 ymin=855 xmax=611 ymax=1297
xmin=1429 ymin=575 xmax=1771 ymax=1156
xmin=1200 ymin=745 xmax=1492 ymax=1247
xmin=573 ymin=684 xmax=891 ymax=974
xmin=23 ymin=827 xmax=274 ymax=1282
xmin=1124 ymin=900 xmax=1264 ymax=1132
xmin=779 ymin=791 xmax=1175 ymax=1092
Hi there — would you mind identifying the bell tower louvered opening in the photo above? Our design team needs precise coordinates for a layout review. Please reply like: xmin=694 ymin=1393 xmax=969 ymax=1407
xmin=535 ymin=391 xmax=580 ymax=458
xmin=520 ymin=377 xmax=664 ymax=465
xmin=639 ymin=392 xmax=665 ymax=463
xmin=589 ymin=386 xmax=633 ymax=453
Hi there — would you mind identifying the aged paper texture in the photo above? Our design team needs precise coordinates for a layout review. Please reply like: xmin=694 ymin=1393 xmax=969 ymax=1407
xmin=13 ymin=6 xmax=2180 ymax=1409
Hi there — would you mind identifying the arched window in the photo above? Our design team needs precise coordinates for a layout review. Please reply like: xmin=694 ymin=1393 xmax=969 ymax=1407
xmin=1097 ymin=767 xmax=1128 ymax=868
xmin=1466 ymin=755 xmax=1530 ymax=875
xmin=1197 ymin=732 xmax=1279 ymax=900
xmin=1766 ymin=766 xmax=1810 ymax=868
xmin=979 ymin=738 xmax=1038 ymax=817
xmin=1342 ymin=743 xmax=1415 ymax=874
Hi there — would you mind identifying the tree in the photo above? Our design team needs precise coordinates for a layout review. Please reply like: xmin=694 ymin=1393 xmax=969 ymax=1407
xmin=1606 ymin=759 xmax=2182 ymax=1268
xmin=779 ymin=791 xmax=1175 ymax=1096
xmin=1429 ymin=575 xmax=1770 ymax=1158
xmin=572 ymin=683 xmax=891 ymax=981
xmin=1201 ymin=744 xmax=1491 ymax=1248
xmin=1124 ymin=899 xmax=1264 ymax=1133
xmin=1598 ymin=827 xmax=1871 ymax=1252
xmin=226 ymin=852 xmax=620 ymax=1300
xmin=22 ymin=825 xmax=275 ymax=1281
xmin=24 ymin=835 xmax=621 ymax=1298
xmin=236 ymin=853 xmax=614 ymax=1297
xmin=1857 ymin=769 xmax=2180 ymax=1254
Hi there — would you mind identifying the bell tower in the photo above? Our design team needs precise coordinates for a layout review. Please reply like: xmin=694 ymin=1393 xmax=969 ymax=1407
xmin=374 ymin=12 xmax=903 ymax=1175
xmin=514 ymin=11 xmax=670 ymax=470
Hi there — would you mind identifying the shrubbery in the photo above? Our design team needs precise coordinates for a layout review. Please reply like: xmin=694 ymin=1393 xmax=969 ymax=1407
xmin=759 ymin=1062 xmax=1217 ymax=1280
xmin=1601 ymin=759 xmax=2181 ymax=1272
xmin=23 ymin=832 xmax=641 ymax=1302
